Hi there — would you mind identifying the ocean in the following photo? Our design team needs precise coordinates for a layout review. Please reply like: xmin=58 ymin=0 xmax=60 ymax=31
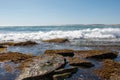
xmin=0 ymin=25 xmax=120 ymax=80
xmin=0 ymin=25 xmax=120 ymax=42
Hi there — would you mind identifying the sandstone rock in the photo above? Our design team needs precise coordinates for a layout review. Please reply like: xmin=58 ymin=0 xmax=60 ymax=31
xmin=53 ymin=73 xmax=71 ymax=80
xmin=67 ymin=57 xmax=94 ymax=68
xmin=44 ymin=49 xmax=74 ymax=57
xmin=0 ymin=52 xmax=34 ymax=63
xmin=16 ymin=54 xmax=65 ymax=80
xmin=42 ymin=38 xmax=69 ymax=43
xmin=0 ymin=41 xmax=37 ymax=46
xmin=74 ymin=50 xmax=118 ymax=60
xmin=94 ymin=60 xmax=120 ymax=80
xmin=0 ymin=42 xmax=15 ymax=46
xmin=0 ymin=45 xmax=7 ymax=53
xmin=53 ymin=67 xmax=77 ymax=80
xmin=54 ymin=67 xmax=78 ymax=74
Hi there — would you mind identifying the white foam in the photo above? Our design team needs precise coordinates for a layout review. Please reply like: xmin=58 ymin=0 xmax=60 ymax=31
xmin=0 ymin=28 xmax=120 ymax=42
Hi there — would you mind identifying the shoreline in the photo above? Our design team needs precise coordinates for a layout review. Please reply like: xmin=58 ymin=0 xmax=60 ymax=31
xmin=0 ymin=40 xmax=120 ymax=80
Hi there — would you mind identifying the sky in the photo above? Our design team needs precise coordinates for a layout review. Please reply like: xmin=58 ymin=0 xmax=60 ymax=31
xmin=0 ymin=0 xmax=120 ymax=26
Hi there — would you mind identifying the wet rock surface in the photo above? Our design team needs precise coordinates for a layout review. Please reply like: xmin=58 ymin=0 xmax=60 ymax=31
xmin=0 ymin=41 xmax=37 ymax=46
xmin=0 ymin=45 xmax=7 ymax=53
xmin=0 ymin=52 xmax=34 ymax=63
xmin=53 ymin=67 xmax=78 ymax=80
xmin=44 ymin=49 xmax=74 ymax=57
xmin=0 ymin=49 xmax=119 ymax=80
xmin=74 ymin=50 xmax=118 ymax=60
xmin=16 ymin=54 xmax=65 ymax=80
xmin=67 ymin=57 xmax=94 ymax=68
xmin=42 ymin=38 xmax=69 ymax=43
xmin=94 ymin=59 xmax=120 ymax=80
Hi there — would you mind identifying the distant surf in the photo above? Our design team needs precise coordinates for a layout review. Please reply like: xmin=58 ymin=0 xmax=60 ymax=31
xmin=0 ymin=25 xmax=120 ymax=42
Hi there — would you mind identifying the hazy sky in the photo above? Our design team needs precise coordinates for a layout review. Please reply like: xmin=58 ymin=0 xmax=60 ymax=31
xmin=0 ymin=0 xmax=120 ymax=26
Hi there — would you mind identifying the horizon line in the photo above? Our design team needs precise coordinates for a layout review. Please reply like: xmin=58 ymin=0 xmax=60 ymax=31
xmin=0 ymin=24 xmax=120 ymax=27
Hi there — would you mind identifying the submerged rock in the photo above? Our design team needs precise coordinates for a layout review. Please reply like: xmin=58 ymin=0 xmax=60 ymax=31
xmin=0 ymin=41 xmax=37 ymax=46
xmin=54 ymin=67 xmax=78 ymax=74
xmin=94 ymin=59 xmax=120 ymax=80
xmin=16 ymin=54 xmax=65 ymax=80
xmin=53 ymin=67 xmax=78 ymax=80
xmin=0 ymin=52 xmax=34 ymax=63
xmin=67 ymin=57 xmax=94 ymax=68
xmin=44 ymin=49 xmax=74 ymax=57
xmin=74 ymin=50 xmax=118 ymax=60
xmin=42 ymin=38 xmax=69 ymax=43
xmin=53 ymin=73 xmax=71 ymax=80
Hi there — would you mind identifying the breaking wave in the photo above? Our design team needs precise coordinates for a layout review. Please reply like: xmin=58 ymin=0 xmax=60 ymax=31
xmin=0 ymin=28 xmax=120 ymax=42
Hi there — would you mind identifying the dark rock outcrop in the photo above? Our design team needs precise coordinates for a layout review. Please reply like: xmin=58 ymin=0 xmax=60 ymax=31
xmin=74 ymin=50 xmax=118 ymax=60
xmin=67 ymin=57 xmax=94 ymax=68
xmin=94 ymin=60 xmax=120 ymax=80
xmin=0 ymin=41 xmax=37 ymax=46
xmin=44 ymin=49 xmax=74 ymax=57
xmin=42 ymin=38 xmax=69 ymax=43
xmin=53 ymin=67 xmax=78 ymax=80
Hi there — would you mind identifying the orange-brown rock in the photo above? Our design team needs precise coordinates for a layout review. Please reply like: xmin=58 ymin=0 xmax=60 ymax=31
xmin=44 ymin=49 xmax=74 ymax=57
xmin=0 ymin=45 xmax=7 ymax=53
xmin=74 ymin=50 xmax=118 ymax=60
xmin=43 ymin=38 xmax=69 ymax=43
xmin=0 ymin=52 xmax=34 ymax=63
xmin=67 ymin=57 xmax=94 ymax=68
xmin=94 ymin=60 xmax=120 ymax=80
xmin=0 ymin=41 xmax=37 ymax=46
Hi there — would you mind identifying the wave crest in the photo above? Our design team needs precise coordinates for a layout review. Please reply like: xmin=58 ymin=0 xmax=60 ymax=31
xmin=0 ymin=28 xmax=120 ymax=42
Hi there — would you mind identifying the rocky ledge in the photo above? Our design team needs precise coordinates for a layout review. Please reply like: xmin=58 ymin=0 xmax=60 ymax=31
xmin=0 ymin=45 xmax=7 ymax=53
xmin=0 ymin=49 xmax=119 ymax=80
xmin=0 ymin=52 xmax=34 ymax=63
xmin=67 ymin=57 xmax=94 ymax=68
xmin=94 ymin=59 xmax=120 ymax=80
xmin=74 ymin=50 xmax=118 ymax=60
xmin=42 ymin=38 xmax=69 ymax=43
xmin=44 ymin=49 xmax=74 ymax=57
xmin=16 ymin=54 xmax=65 ymax=80
xmin=0 ymin=41 xmax=37 ymax=46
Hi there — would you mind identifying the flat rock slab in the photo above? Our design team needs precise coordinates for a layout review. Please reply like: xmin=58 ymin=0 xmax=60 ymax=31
xmin=44 ymin=49 xmax=74 ymax=57
xmin=67 ymin=57 xmax=94 ymax=68
xmin=74 ymin=50 xmax=118 ymax=60
xmin=53 ymin=67 xmax=78 ymax=80
xmin=0 ymin=52 xmax=33 ymax=63
xmin=0 ymin=41 xmax=37 ymax=46
xmin=0 ymin=46 xmax=7 ymax=53
xmin=16 ymin=54 xmax=65 ymax=80
xmin=42 ymin=38 xmax=69 ymax=43
xmin=94 ymin=60 xmax=120 ymax=80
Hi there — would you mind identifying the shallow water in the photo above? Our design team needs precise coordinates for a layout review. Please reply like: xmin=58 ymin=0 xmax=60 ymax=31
xmin=0 ymin=40 xmax=118 ymax=80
